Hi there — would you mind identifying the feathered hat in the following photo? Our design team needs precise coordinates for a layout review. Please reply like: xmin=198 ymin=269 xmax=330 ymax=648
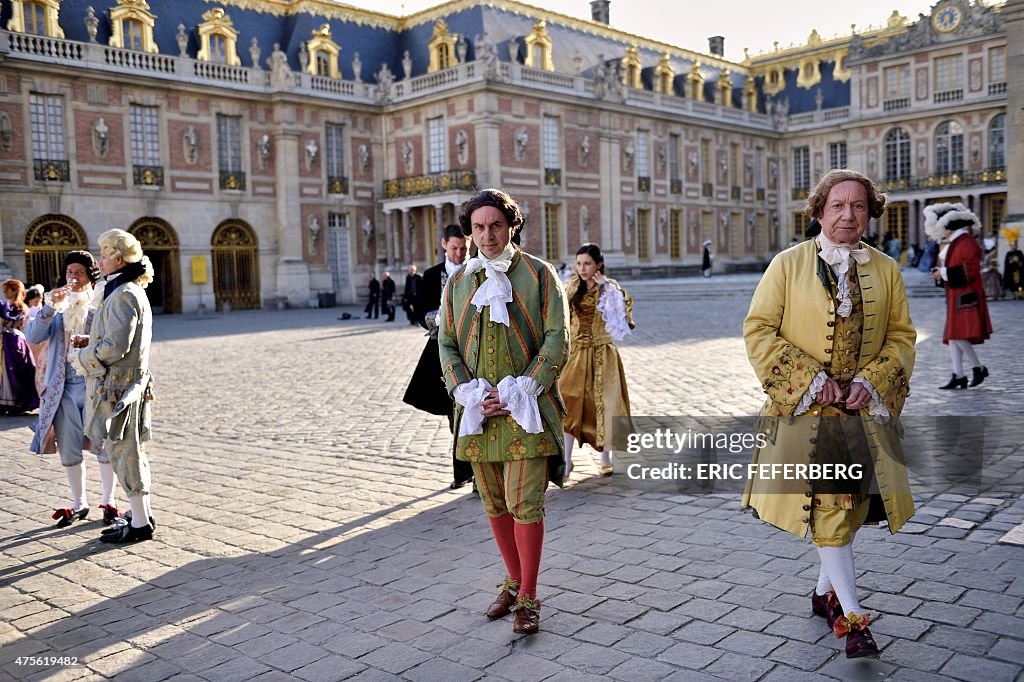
xmin=1002 ymin=226 xmax=1020 ymax=244
xmin=923 ymin=203 xmax=981 ymax=241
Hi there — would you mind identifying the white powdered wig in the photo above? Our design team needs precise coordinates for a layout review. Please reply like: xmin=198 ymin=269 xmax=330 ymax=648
xmin=923 ymin=202 xmax=981 ymax=241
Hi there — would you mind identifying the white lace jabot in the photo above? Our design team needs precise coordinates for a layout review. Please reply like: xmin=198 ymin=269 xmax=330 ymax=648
xmin=816 ymin=234 xmax=870 ymax=318
xmin=462 ymin=243 xmax=515 ymax=325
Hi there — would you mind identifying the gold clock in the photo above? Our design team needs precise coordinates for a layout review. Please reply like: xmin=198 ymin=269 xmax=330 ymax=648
xmin=932 ymin=3 xmax=963 ymax=33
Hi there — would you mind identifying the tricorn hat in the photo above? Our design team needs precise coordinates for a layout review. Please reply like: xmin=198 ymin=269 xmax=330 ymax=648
xmin=923 ymin=203 xmax=980 ymax=241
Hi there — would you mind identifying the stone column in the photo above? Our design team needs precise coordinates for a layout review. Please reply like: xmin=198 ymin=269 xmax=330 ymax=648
xmin=434 ymin=204 xmax=445 ymax=261
xmin=1005 ymin=0 xmax=1024 ymax=233
xmin=401 ymin=208 xmax=412 ymax=265
xmin=272 ymin=105 xmax=311 ymax=307
xmin=383 ymin=209 xmax=395 ymax=265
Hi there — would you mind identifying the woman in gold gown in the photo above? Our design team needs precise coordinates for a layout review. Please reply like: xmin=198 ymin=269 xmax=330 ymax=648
xmin=559 ymin=244 xmax=634 ymax=477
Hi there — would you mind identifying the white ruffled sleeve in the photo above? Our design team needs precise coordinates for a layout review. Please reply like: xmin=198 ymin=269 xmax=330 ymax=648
xmin=851 ymin=377 xmax=891 ymax=423
xmin=596 ymin=284 xmax=632 ymax=341
xmin=794 ymin=370 xmax=830 ymax=416
xmin=452 ymin=378 xmax=493 ymax=436
xmin=496 ymin=376 xmax=544 ymax=434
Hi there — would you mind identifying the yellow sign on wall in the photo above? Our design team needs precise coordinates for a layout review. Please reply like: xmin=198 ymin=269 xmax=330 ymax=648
xmin=191 ymin=256 xmax=208 ymax=285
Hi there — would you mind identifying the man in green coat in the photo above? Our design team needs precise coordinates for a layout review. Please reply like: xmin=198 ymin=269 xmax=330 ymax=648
xmin=439 ymin=189 xmax=568 ymax=635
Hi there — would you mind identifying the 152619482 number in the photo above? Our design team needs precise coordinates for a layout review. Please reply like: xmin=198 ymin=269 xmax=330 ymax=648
xmin=15 ymin=656 xmax=79 ymax=666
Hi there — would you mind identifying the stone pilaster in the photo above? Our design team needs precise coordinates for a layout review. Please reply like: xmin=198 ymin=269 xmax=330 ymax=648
xmin=272 ymin=104 xmax=311 ymax=307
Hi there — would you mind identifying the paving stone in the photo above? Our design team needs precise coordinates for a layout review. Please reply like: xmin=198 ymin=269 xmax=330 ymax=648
xmin=716 ymin=630 xmax=786 ymax=657
xmin=882 ymin=639 xmax=954 ymax=672
xmin=867 ymin=614 xmax=932 ymax=640
xmin=904 ymin=580 xmax=966 ymax=603
xmin=766 ymin=640 xmax=834 ymax=671
xmin=606 ymin=657 xmax=679 ymax=682
xmin=657 ymin=641 xmax=723 ymax=670
xmin=957 ymin=589 xmax=1022 ymax=615
xmin=941 ymin=653 xmax=1019 ymax=682
xmin=912 ymin=602 xmax=981 ymax=627
xmin=355 ymin=643 xmax=433 ymax=675
xmin=402 ymin=657 xmax=481 ymax=682
xmin=921 ymin=625 xmax=998 ymax=657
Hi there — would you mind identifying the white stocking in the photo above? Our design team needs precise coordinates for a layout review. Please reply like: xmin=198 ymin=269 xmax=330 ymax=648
xmin=98 ymin=461 xmax=117 ymax=507
xmin=599 ymin=448 xmax=613 ymax=468
xmin=65 ymin=463 xmax=87 ymax=510
xmin=563 ymin=432 xmax=575 ymax=470
xmin=816 ymin=543 xmax=865 ymax=616
xmin=128 ymin=494 xmax=148 ymax=529
xmin=948 ymin=342 xmax=966 ymax=377
xmin=952 ymin=339 xmax=980 ymax=369
xmin=815 ymin=563 xmax=833 ymax=596
xmin=142 ymin=493 xmax=154 ymax=522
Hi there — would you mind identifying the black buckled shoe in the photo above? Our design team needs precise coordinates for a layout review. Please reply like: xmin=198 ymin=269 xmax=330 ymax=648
xmin=970 ymin=366 xmax=989 ymax=387
xmin=101 ymin=511 xmax=156 ymax=534
xmin=99 ymin=522 xmax=153 ymax=544
xmin=939 ymin=374 xmax=968 ymax=390
xmin=52 ymin=507 xmax=89 ymax=528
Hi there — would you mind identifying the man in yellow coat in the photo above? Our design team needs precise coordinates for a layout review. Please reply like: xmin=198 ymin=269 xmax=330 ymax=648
xmin=439 ymin=188 xmax=569 ymax=635
xmin=743 ymin=170 xmax=916 ymax=659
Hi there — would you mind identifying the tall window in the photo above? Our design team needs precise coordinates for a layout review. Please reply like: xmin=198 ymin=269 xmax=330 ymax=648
xmin=637 ymin=208 xmax=650 ymax=261
xmin=316 ymin=52 xmax=332 ymax=77
xmin=883 ymin=64 xmax=910 ymax=100
xmin=24 ymin=1 xmax=47 ymax=35
xmin=29 ymin=93 xmax=65 ymax=163
xmin=129 ymin=105 xmax=160 ymax=166
xmin=544 ymin=203 xmax=560 ymax=262
xmin=209 ymin=35 xmax=228 ymax=64
xmin=542 ymin=116 xmax=559 ymax=171
xmin=427 ymin=117 xmax=445 ymax=174
xmin=669 ymin=209 xmax=682 ymax=260
xmin=934 ymin=54 xmax=962 ymax=92
xmin=122 ymin=19 xmax=144 ymax=51
xmin=792 ymin=146 xmax=810 ymax=190
xmin=884 ymin=128 xmax=911 ymax=181
xmin=885 ymin=203 xmax=909 ymax=247
xmin=669 ymin=133 xmax=680 ymax=183
xmin=829 ymin=142 xmax=847 ymax=170
xmin=636 ymin=130 xmax=649 ymax=178
xmin=935 ymin=121 xmax=963 ymax=174
xmin=989 ymin=46 xmax=1005 ymax=84
xmin=217 ymin=114 xmax=243 ymax=189
xmin=792 ymin=212 xmax=805 ymax=240
xmin=989 ymin=114 xmax=1005 ymax=168
xmin=326 ymin=123 xmax=346 ymax=186
xmin=438 ymin=44 xmax=452 ymax=70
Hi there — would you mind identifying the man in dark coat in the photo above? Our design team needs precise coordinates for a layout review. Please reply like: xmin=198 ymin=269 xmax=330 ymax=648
xmin=382 ymin=272 xmax=396 ymax=321
xmin=365 ymin=274 xmax=380 ymax=319
xmin=402 ymin=225 xmax=474 ymax=489
xmin=402 ymin=265 xmax=423 ymax=325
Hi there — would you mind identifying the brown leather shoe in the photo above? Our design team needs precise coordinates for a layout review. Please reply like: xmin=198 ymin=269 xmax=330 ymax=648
xmin=511 ymin=595 xmax=541 ymax=635
xmin=834 ymin=612 xmax=879 ymax=658
xmin=811 ymin=590 xmax=842 ymax=630
xmin=485 ymin=578 xmax=519 ymax=619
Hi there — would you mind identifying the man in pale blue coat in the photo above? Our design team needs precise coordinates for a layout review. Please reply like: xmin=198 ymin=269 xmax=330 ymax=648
xmin=27 ymin=251 xmax=121 ymax=527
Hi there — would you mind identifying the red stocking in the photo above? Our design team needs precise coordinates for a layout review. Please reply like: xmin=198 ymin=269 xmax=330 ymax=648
xmin=514 ymin=520 xmax=544 ymax=599
xmin=488 ymin=514 xmax=521 ymax=583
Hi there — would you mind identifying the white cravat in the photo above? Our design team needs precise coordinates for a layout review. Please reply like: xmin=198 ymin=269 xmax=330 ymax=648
xmin=816 ymin=234 xmax=871 ymax=318
xmin=462 ymin=243 xmax=515 ymax=326
xmin=444 ymin=256 xmax=461 ymax=278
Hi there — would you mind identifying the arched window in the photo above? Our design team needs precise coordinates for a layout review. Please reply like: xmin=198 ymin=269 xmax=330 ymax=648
xmin=8 ymin=0 xmax=63 ymax=38
xmin=427 ymin=19 xmax=459 ymax=73
xmin=306 ymin=24 xmax=340 ymax=79
xmin=197 ymin=8 xmax=240 ymax=66
xmin=524 ymin=20 xmax=554 ymax=72
xmin=23 ymin=214 xmax=88 ymax=290
xmin=621 ymin=46 xmax=642 ymax=89
xmin=109 ymin=0 xmax=158 ymax=53
xmin=884 ymin=128 xmax=911 ymax=181
xmin=989 ymin=114 xmax=1005 ymax=169
xmin=211 ymin=220 xmax=261 ymax=311
xmin=935 ymin=120 xmax=963 ymax=175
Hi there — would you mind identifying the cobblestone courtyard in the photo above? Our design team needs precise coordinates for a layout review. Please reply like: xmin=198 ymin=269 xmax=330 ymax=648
xmin=1 ymin=271 xmax=1022 ymax=682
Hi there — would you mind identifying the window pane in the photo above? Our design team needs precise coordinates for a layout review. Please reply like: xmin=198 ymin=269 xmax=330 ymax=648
xmin=218 ymin=115 xmax=241 ymax=171
xmin=542 ymin=116 xmax=559 ymax=169
xmin=326 ymin=123 xmax=345 ymax=176
xmin=636 ymin=130 xmax=648 ymax=176
xmin=427 ymin=117 xmax=445 ymax=173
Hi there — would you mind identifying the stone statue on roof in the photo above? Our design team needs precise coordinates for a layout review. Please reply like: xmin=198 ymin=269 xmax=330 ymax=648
xmin=268 ymin=43 xmax=291 ymax=90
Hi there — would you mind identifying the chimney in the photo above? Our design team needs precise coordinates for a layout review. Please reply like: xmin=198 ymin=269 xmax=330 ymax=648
xmin=590 ymin=0 xmax=610 ymax=24
xmin=708 ymin=36 xmax=724 ymax=57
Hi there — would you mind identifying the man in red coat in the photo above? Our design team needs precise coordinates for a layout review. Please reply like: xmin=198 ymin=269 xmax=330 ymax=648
xmin=926 ymin=203 xmax=993 ymax=389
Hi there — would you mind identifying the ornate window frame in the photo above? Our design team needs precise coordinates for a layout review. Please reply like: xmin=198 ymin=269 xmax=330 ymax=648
xmin=7 ymin=0 xmax=63 ymax=38
xmin=796 ymin=58 xmax=821 ymax=89
xmin=621 ymin=46 xmax=642 ymax=89
xmin=306 ymin=24 xmax=340 ymax=78
xmin=687 ymin=62 xmax=704 ymax=101
xmin=524 ymin=20 xmax=554 ymax=72
xmin=832 ymin=49 xmax=851 ymax=83
xmin=718 ymin=70 xmax=733 ymax=107
xmin=762 ymin=66 xmax=785 ymax=96
xmin=108 ymin=0 xmax=159 ymax=53
xmin=197 ymin=8 xmax=241 ymax=66
xmin=654 ymin=53 xmax=674 ymax=95
xmin=744 ymin=77 xmax=758 ymax=112
xmin=427 ymin=19 xmax=459 ymax=73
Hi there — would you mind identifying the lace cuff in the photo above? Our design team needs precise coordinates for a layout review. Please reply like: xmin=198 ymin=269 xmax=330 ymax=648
xmin=851 ymin=377 xmax=890 ymax=423
xmin=497 ymin=376 xmax=544 ymax=434
xmin=596 ymin=284 xmax=632 ymax=341
xmin=453 ymin=378 xmax=493 ymax=436
xmin=794 ymin=370 xmax=830 ymax=416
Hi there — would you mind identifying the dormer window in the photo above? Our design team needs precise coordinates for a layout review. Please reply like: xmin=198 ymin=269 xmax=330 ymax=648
xmin=621 ymin=46 xmax=642 ymax=88
xmin=428 ymin=19 xmax=459 ymax=73
xmin=197 ymin=7 xmax=240 ymax=66
xmin=687 ymin=62 xmax=704 ymax=101
xmin=718 ymin=70 xmax=733 ymax=107
xmin=7 ymin=0 xmax=63 ymax=38
xmin=654 ymin=53 xmax=675 ymax=95
xmin=763 ymin=66 xmax=785 ymax=95
xmin=109 ymin=0 xmax=158 ymax=53
xmin=796 ymin=58 xmax=821 ymax=88
xmin=306 ymin=24 xmax=341 ymax=78
xmin=524 ymin=20 xmax=554 ymax=71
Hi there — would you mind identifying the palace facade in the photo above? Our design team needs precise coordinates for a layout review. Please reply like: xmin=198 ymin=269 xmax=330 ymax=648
xmin=0 ymin=0 xmax=1017 ymax=312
